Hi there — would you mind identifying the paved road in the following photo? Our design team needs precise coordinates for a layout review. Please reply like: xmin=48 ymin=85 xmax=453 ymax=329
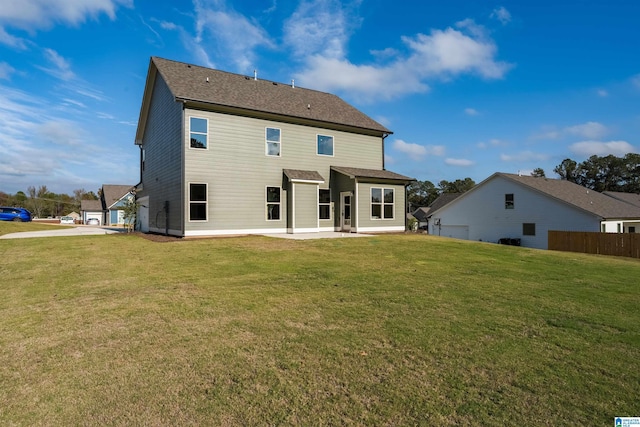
xmin=0 ymin=226 xmax=126 ymax=239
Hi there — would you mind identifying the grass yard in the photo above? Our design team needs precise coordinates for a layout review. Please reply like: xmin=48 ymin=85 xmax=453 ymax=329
xmin=1 ymin=228 xmax=639 ymax=425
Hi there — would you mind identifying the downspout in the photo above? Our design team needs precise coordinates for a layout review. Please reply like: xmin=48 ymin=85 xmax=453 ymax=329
xmin=382 ymin=133 xmax=389 ymax=170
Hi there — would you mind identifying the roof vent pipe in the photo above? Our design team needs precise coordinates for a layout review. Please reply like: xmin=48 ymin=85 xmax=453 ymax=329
xmin=254 ymin=69 xmax=257 ymax=81
xmin=291 ymin=79 xmax=295 ymax=88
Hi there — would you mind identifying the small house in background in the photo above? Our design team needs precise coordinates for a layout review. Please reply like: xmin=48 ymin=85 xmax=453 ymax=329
xmin=81 ymin=200 xmax=103 ymax=225
xmin=412 ymin=193 xmax=462 ymax=231
xmin=80 ymin=185 xmax=135 ymax=226
xmin=428 ymin=173 xmax=640 ymax=249
xmin=133 ymin=57 xmax=414 ymax=237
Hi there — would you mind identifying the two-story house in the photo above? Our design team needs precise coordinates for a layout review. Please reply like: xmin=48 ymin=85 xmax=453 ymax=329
xmin=134 ymin=57 xmax=414 ymax=237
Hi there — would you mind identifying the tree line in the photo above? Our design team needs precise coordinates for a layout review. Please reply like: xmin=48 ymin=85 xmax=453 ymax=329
xmin=408 ymin=153 xmax=639 ymax=210
xmin=0 ymin=186 xmax=99 ymax=218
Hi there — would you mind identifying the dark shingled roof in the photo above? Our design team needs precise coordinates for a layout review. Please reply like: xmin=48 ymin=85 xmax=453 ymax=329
xmin=331 ymin=166 xmax=415 ymax=183
xmin=498 ymin=173 xmax=640 ymax=219
xmin=150 ymin=57 xmax=391 ymax=135
xmin=81 ymin=199 xmax=103 ymax=212
xmin=102 ymin=185 xmax=134 ymax=209
xmin=283 ymin=169 xmax=325 ymax=182
xmin=429 ymin=193 xmax=463 ymax=212
xmin=603 ymin=191 xmax=640 ymax=208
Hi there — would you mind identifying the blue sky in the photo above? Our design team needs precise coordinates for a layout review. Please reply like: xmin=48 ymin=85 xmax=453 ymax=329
xmin=1 ymin=0 xmax=639 ymax=195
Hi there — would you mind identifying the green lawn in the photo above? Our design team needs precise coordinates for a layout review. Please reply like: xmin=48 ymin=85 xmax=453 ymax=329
xmin=1 ymin=230 xmax=639 ymax=425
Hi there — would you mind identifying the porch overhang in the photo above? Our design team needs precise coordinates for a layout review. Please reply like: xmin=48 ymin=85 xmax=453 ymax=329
xmin=283 ymin=169 xmax=325 ymax=184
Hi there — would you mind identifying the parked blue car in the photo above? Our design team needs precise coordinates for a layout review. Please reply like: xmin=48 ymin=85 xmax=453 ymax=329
xmin=0 ymin=207 xmax=33 ymax=222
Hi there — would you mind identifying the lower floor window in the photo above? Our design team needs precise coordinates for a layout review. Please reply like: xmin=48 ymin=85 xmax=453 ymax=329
xmin=371 ymin=187 xmax=394 ymax=219
xmin=266 ymin=186 xmax=281 ymax=220
xmin=319 ymin=189 xmax=331 ymax=220
xmin=523 ymin=223 xmax=535 ymax=236
xmin=189 ymin=183 xmax=207 ymax=221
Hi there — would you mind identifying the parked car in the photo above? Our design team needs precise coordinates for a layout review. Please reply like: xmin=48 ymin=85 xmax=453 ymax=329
xmin=0 ymin=207 xmax=32 ymax=222
xmin=60 ymin=216 xmax=75 ymax=224
xmin=86 ymin=218 xmax=100 ymax=226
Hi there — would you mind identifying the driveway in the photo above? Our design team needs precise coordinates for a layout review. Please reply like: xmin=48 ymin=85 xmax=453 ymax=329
xmin=0 ymin=226 xmax=126 ymax=239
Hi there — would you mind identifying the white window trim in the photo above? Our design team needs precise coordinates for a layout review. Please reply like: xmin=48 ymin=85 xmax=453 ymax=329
xmin=318 ymin=188 xmax=332 ymax=221
xmin=189 ymin=116 xmax=209 ymax=150
xmin=370 ymin=187 xmax=395 ymax=220
xmin=316 ymin=134 xmax=334 ymax=157
xmin=188 ymin=182 xmax=208 ymax=222
xmin=266 ymin=186 xmax=282 ymax=221
xmin=265 ymin=127 xmax=281 ymax=157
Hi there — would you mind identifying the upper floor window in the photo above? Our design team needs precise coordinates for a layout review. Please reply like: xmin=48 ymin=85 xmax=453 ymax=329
xmin=189 ymin=183 xmax=207 ymax=221
xmin=319 ymin=189 xmax=331 ymax=220
xmin=505 ymin=193 xmax=514 ymax=209
xmin=266 ymin=127 xmax=281 ymax=156
xmin=266 ymin=186 xmax=281 ymax=221
xmin=317 ymin=134 xmax=334 ymax=156
xmin=371 ymin=187 xmax=394 ymax=220
xmin=190 ymin=117 xmax=208 ymax=149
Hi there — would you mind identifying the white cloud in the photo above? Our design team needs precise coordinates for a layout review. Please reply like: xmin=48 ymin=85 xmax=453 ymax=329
xmin=283 ymin=0 xmax=354 ymax=59
xmin=632 ymin=74 xmax=640 ymax=89
xmin=569 ymin=140 xmax=635 ymax=157
xmin=384 ymin=154 xmax=395 ymax=165
xmin=0 ymin=0 xmax=132 ymax=29
xmin=565 ymin=121 xmax=607 ymax=139
xmin=39 ymin=48 xmax=75 ymax=81
xmin=393 ymin=139 xmax=445 ymax=159
xmin=464 ymin=107 xmax=479 ymax=116
xmin=490 ymin=6 xmax=512 ymax=25
xmin=478 ymin=138 xmax=507 ymax=149
xmin=0 ymin=62 xmax=16 ymax=80
xmin=445 ymin=158 xmax=474 ymax=166
xmin=192 ymin=0 xmax=275 ymax=73
xmin=597 ymin=89 xmax=608 ymax=97
xmin=295 ymin=18 xmax=511 ymax=102
xmin=500 ymin=151 xmax=550 ymax=162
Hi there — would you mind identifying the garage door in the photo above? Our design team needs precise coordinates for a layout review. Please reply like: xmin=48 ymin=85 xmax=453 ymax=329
xmin=440 ymin=225 xmax=469 ymax=240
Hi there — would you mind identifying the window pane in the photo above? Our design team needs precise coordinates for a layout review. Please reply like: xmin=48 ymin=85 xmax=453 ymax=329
xmin=190 ymin=184 xmax=207 ymax=201
xmin=384 ymin=189 xmax=394 ymax=203
xmin=190 ymin=203 xmax=207 ymax=221
xmin=319 ymin=205 xmax=330 ymax=220
xmin=190 ymin=134 xmax=207 ymax=149
xmin=267 ymin=141 xmax=280 ymax=156
xmin=266 ymin=128 xmax=280 ymax=142
xmin=384 ymin=205 xmax=393 ymax=219
xmin=372 ymin=204 xmax=381 ymax=219
xmin=317 ymin=135 xmax=333 ymax=156
xmin=267 ymin=204 xmax=280 ymax=220
xmin=190 ymin=117 xmax=207 ymax=133
xmin=319 ymin=189 xmax=330 ymax=203
xmin=371 ymin=188 xmax=382 ymax=203
xmin=267 ymin=187 xmax=280 ymax=203
xmin=523 ymin=223 xmax=536 ymax=236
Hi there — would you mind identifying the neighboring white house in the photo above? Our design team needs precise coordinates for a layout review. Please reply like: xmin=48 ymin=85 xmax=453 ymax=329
xmin=428 ymin=173 xmax=640 ymax=249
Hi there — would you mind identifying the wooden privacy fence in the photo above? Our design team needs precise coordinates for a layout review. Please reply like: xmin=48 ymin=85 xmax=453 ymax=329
xmin=548 ymin=231 xmax=640 ymax=259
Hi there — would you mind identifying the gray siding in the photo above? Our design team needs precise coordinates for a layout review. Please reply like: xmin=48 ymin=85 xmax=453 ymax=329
xmin=356 ymin=181 xmax=407 ymax=232
xmin=292 ymin=183 xmax=318 ymax=230
xmin=139 ymin=75 xmax=183 ymax=235
xmin=182 ymin=109 xmax=383 ymax=235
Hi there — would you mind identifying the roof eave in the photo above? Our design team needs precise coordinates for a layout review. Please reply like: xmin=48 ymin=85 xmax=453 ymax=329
xmin=176 ymin=96 xmax=392 ymax=137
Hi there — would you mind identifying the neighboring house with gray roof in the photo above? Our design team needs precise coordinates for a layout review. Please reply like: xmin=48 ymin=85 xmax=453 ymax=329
xmin=603 ymin=191 xmax=640 ymax=208
xmin=412 ymin=193 xmax=463 ymax=230
xmin=428 ymin=172 xmax=640 ymax=249
xmin=80 ymin=185 xmax=134 ymax=226
xmin=134 ymin=57 xmax=414 ymax=236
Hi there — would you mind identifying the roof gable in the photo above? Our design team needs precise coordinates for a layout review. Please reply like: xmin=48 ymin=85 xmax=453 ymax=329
xmin=432 ymin=173 xmax=640 ymax=220
xmin=102 ymin=185 xmax=134 ymax=209
xmin=498 ymin=173 xmax=640 ymax=219
xmin=137 ymin=57 xmax=391 ymax=141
